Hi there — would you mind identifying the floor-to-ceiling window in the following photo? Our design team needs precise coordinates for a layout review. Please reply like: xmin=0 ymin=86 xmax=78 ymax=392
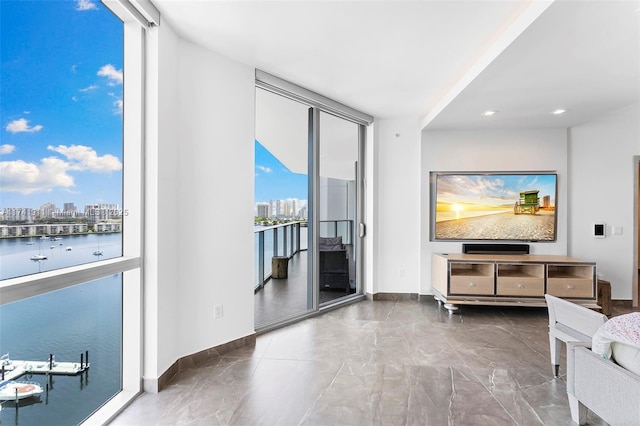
xmin=0 ymin=0 xmax=147 ymax=423
xmin=254 ymin=72 xmax=371 ymax=330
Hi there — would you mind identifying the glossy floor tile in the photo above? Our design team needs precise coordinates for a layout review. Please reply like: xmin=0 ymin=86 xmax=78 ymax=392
xmin=110 ymin=298 xmax=616 ymax=425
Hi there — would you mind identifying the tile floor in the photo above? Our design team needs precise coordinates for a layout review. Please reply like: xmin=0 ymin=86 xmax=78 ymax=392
xmin=110 ymin=297 xmax=625 ymax=425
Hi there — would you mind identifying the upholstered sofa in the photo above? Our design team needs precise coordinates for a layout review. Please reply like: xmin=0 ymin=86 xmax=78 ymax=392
xmin=546 ymin=294 xmax=640 ymax=424
xmin=567 ymin=341 xmax=640 ymax=424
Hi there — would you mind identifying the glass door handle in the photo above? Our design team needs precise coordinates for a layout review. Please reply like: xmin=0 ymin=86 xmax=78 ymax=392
xmin=359 ymin=223 xmax=366 ymax=238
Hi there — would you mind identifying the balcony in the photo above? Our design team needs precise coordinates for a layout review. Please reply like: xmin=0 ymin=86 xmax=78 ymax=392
xmin=254 ymin=220 xmax=357 ymax=328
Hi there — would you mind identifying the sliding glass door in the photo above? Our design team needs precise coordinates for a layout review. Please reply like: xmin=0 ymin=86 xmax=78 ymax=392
xmin=317 ymin=111 xmax=362 ymax=305
xmin=254 ymin=88 xmax=313 ymax=328
xmin=254 ymin=74 xmax=369 ymax=330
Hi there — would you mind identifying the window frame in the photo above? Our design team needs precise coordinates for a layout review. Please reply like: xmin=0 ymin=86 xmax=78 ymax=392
xmin=0 ymin=1 xmax=147 ymax=422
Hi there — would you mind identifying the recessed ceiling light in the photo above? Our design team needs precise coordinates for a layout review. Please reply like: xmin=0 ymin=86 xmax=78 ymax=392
xmin=551 ymin=109 xmax=568 ymax=115
xmin=482 ymin=110 xmax=498 ymax=116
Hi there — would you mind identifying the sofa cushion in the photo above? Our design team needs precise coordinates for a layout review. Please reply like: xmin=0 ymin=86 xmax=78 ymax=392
xmin=319 ymin=236 xmax=343 ymax=251
xmin=612 ymin=342 xmax=640 ymax=376
xmin=592 ymin=312 xmax=640 ymax=359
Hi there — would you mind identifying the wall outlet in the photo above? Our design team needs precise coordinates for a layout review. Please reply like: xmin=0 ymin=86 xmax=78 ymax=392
xmin=214 ymin=304 xmax=223 ymax=319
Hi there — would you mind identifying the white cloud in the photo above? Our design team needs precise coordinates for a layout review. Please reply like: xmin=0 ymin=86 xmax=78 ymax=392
xmin=114 ymin=99 xmax=123 ymax=115
xmin=79 ymin=85 xmax=99 ymax=92
xmin=107 ymin=92 xmax=123 ymax=115
xmin=47 ymin=145 xmax=122 ymax=172
xmin=97 ymin=64 xmax=123 ymax=86
xmin=5 ymin=118 xmax=43 ymax=134
xmin=257 ymin=165 xmax=273 ymax=174
xmin=76 ymin=0 xmax=98 ymax=11
xmin=0 ymin=145 xmax=122 ymax=195
xmin=0 ymin=158 xmax=75 ymax=194
xmin=0 ymin=144 xmax=16 ymax=155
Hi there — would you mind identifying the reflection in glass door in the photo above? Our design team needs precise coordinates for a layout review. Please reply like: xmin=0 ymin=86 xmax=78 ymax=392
xmin=254 ymin=87 xmax=313 ymax=328
xmin=317 ymin=111 xmax=362 ymax=305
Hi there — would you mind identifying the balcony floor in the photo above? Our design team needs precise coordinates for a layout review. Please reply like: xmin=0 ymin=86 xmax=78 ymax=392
xmin=255 ymin=250 xmax=355 ymax=328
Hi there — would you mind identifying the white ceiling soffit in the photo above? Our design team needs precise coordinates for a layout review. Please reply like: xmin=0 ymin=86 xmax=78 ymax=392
xmin=151 ymin=0 xmax=534 ymax=120
xmin=151 ymin=1 xmax=639 ymax=129
xmin=425 ymin=0 xmax=640 ymax=130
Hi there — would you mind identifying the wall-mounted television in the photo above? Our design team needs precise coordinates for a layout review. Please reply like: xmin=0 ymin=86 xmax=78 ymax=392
xmin=431 ymin=171 xmax=558 ymax=242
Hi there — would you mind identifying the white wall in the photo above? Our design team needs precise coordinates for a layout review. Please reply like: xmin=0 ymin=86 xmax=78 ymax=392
xmin=420 ymin=129 xmax=568 ymax=295
xmin=144 ymin=22 xmax=181 ymax=387
xmin=373 ymin=118 xmax=422 ymax=294
xmin=568 ymin=103 xmax=640 ymax=300
xmin=176 ymin=41 xmax=256 ymax=356
xmin=145 ymin=23 xmax=256 ymax=384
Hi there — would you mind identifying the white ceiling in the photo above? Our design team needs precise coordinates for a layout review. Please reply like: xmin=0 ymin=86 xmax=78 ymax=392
xmin=152 ymin=0 xmax=640 ymax=129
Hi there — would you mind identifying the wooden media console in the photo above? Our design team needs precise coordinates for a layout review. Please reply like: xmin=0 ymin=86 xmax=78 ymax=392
xmin=431 ymin=253 xmax=599 ymax=313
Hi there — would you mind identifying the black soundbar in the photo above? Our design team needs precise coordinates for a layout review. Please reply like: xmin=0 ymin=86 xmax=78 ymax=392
xmin=462 ymin=243 xmax=530 ymax=255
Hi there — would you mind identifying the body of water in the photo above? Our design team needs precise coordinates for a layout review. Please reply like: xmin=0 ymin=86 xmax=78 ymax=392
xmin=0 ymin=233 xmax=122 ymax=425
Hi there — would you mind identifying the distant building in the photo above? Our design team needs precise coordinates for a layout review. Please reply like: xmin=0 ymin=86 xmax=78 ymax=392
xmin=84 ymin=203 xmax=121 ymax=225
xmin=0 ymin=223 xmax=89 ymax=237
xmin=542 ymin=195 xmax=551 ymax=208
xmin=3 ymin=207 xmax=35 ymax=223
xmin=298 ymin=206 xmax=308 ymax=219
xmin=40 ymin=202 xmax=58 ymax=219
xmin=61 ymin=203 xmax=79 ymax=218
xmin=257 ymin=203 xmax=270 ymax=218
xmin=95 ymin=222 xmax=122 ymax=233
xmin=255 ymin=198 xmax=307 ymax=220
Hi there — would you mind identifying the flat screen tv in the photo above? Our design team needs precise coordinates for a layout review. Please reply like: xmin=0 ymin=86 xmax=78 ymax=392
xmin=431 ymin=171 xmax=557 ymax=242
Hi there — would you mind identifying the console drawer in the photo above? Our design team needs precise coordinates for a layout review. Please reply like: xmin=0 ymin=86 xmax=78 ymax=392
xmin=450 ymin=275 xmax=494 ymax=295
xmin=547 ymin=279 xmax=593 ymax=298
xmin=497 ymin=277 xmax=544 ymax=296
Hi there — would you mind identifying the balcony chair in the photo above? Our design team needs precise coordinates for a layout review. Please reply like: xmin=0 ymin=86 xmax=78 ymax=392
xmin=319 ymin=237 xmax=350 ymax=293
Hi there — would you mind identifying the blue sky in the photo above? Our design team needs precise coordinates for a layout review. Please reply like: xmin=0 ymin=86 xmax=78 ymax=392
xmin=255 ymin=140 xmax=307 ymax=203
xmin=436 ymin=173 xmax=557 ymax=207
xmin=1 ymin=0 xmax=123 ymax=211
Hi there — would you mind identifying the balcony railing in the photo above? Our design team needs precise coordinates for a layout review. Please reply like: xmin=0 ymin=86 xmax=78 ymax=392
xmin=253 ymin=220 xmax=353 ymax=290
xmin=254 ymin=222 xmax=304 ymax=290
xmin=319 ymin=220 xmax=354 ymax=245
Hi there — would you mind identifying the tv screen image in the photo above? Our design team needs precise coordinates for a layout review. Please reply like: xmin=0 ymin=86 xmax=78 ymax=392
xmin=431 ymin=172 xmax=557 ymax=241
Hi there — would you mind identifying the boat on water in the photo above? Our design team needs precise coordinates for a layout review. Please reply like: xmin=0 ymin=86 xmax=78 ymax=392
xmin=30 ymin=254 xmax=48 ymax=261
xmin=66 ymin=246 xmax=72 ymax=251
xmin=0 ymin=381 xmax=44 ymax=401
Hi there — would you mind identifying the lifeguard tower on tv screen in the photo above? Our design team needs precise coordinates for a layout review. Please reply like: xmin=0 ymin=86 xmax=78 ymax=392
xmin=514 ymin=190 xmax=540 ymax=215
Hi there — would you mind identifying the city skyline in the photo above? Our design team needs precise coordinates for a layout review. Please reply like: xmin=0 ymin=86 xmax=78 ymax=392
xmin=1 ymin=0 xmax=123 ymax=209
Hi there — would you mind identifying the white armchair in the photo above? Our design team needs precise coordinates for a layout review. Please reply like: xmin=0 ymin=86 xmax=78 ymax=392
xmin=545 ymin=294 xmax=607 ymax=377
